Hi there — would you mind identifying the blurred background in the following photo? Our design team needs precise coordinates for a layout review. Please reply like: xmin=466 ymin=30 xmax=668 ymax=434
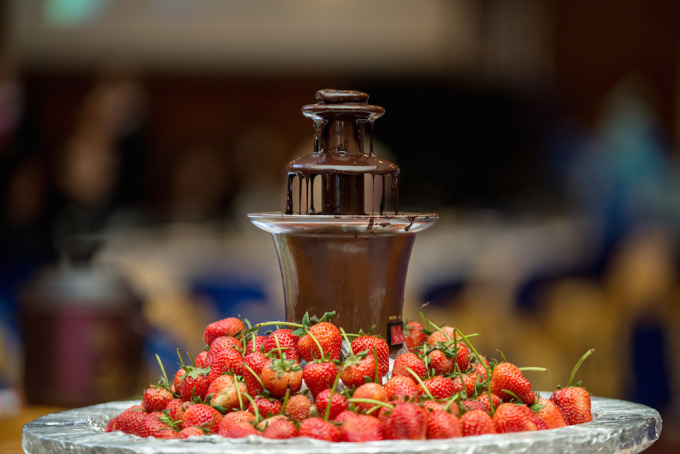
xmin=0 ymin=0 xmax=679 ymax=451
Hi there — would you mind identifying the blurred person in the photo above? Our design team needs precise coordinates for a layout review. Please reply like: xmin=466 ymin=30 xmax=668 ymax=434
xmin=604 ymin=226 xmax=677 ymax=412
xmin=49 ymin=66 xmax=150 ymax=253
xmin=559 ymin=75 xmax=680 ymax=273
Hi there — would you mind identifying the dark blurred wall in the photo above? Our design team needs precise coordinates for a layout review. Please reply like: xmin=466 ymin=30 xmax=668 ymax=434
xmin=553 ymin=0 xmax=680 ymax=139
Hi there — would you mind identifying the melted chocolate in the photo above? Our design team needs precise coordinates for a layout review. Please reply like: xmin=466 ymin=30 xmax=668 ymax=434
xmin=286 ymin=89 xmax=399 ymax=215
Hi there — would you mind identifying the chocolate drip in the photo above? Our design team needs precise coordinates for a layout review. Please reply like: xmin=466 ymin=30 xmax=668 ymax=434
xmin=285 ymin=89 xmax=400 ymax=215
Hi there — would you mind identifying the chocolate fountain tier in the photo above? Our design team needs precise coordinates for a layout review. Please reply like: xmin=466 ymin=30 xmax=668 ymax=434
xmin=249 ymin=212 xmax=437 ymax=348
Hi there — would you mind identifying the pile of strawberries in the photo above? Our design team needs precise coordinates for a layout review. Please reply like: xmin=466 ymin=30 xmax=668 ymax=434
xmin=105 ymin=311 xmax=594 ymax=442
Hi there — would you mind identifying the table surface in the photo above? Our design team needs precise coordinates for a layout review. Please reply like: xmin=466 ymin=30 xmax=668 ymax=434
xmin=0 ymin=406 xmax=67 ymax=454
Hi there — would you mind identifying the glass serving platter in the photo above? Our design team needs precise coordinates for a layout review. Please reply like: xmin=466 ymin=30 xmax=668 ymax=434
xmin=22 ymin=395 xmax=661 ymax=454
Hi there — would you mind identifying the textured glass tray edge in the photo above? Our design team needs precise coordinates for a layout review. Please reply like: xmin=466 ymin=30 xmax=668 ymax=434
xmin=22 ymin=395 xmax=662 ymax=454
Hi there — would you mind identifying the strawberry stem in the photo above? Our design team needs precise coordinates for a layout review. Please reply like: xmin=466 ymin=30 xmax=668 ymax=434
xmin=242 ymin=362 xmax=267 ymax=391
xmin=280 ymin=388 xmax=291 ymax=414
xmin=503 ymin=389 xmax=525 ymax=403
xmin=255 ymin=321 xmax=304 ymax=329
xmin=404 ymin=367 xmax=435 ymax=401
xmin=443 ymin=392 xmax=461 ymax=412
xmin=566 ymin=348 xmax=594 ymax=387
xmin=428 ymin=320 xmax=451 ymax=341
xmin=241 ymin=392 xmax=260 ymax=421
xmin=305 ymin=327 xmax=327 ymax=360
xmin=348 ymin=398 xmax=393 ymax=410
xmin=155 ymin=354 xmax=170 ymax=390
xmin=519 ymin=367 xmax=548 ymax=373
xmin=324 ymin=368 xmax=344 ymax=422
xmin=234 ymin=376 xmax=245 ymax=411
xmin=339 ymin=327 xmax=355 ymax=356
xmin=454 ymin=329 xmax=486 ymax=376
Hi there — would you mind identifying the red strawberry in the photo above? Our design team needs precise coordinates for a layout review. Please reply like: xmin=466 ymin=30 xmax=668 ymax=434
xmin=245 ymin=334 xmax=267 ymax=354
xmin=427 ymin=409 xmax=462 ymax=439
xmin=216 ymin=411 xmax=258 ymax=438
xmin=220 ymin=410 xmax=256 ymax=427
xmin=420 ymin=375 xmax=456 ymax=400
xmin=550 ymin=349 xmax=594 ymax=425
xmin=460 ymin=409 xmax=497 ymax=436
xmin=166 ymin=399 xmax=191 ymax=422
xmin=209 ymin=335 xmax=243 ymax=354
xmin=141 ymin=387 xmax=173 ymax=413
xmin=533 ymin=396 xmax=568 ymax=429
xmin=109 ymin=405 xmax=146 ymax=435
xmin=426 ymin=326 xmax=456 ymax=345
xmin=492 ymin=402 xmax=537 ymax=433
xmin=297 ymin=322 xmax=342 ymax=362
xmin=178 ymin=426 xmax=205 ymax=438
xmin=206 ymin=342 xmax=245 ymax=381
xmin=218 ymin=420 xmax=260 ymax=438
xmin=461 ymin=399 xmax=489 ymax=412
xmin=550 ymin=387 xmax=592 ymax=425
xmin=172 ymin=368 xmax=185 ymax=393
xmin=303 ymin=360 xmax=339 ymax=398
xmin=404 ymin=320 xmax=428 ymax=352
xmin=340 ymin=352 xmax=379 ymax=389
xmin=350 ymin=335 xmax=390 ymax=377
xmin=262 ymin=417 xmax=298 ymax=439
xmin=351 ymin=382 xmax=389 ymax=414
xmin=248 ymin=397 xmax=283 ymax=418
xmin=195 ymin=350 xmax=208 ymax=368
xmin=421 ymin=399 xmax=449 ymax=414
xmin=203 ymin=317 xmax=246 ymax=345
xmin=260 ymin=358 xmax=303 ymax=398
xmin=489 ymin=362 xmax=536 ymax=405
xmin=298 ymin=417 xmax=341 ymax=442
xmin=264 ymin=329 xmax=300 ymax=361
xmin=284 ymin=393 xmax=314 ymax=422
xmin=139 ymin=412 xmax=179 ymax=438
xmin=177 ymin=366 xmax=211 ymax=402
xmin=426 ymin=349 xmax=454 ymax=376
xmin=334 ymin=410 xmax=359 ymax=423
xmin=392 ymin=352 xmax=427 ymax=380
xmin=242 ymin=350 xmax=268 ymax=396
xmin=451 ymin=342 xmax=471 ymax=372
xmin=383 ymin=402 xmax=428 ymax=440
xmin=206 ymin=374 xmax=247 ymax=411
xmin=451 ymin=373 xmax=477 ymax=398
xmin=315 ymin=388 xmax=349 ymax=421
xmin=384 ymin=375 xmax=420 ymax=402
xmin=476 ymin=393 xmax=502 ymax=411
xmin=256 ymin=414 xmax=288 ymax=431
xmin=521 ymin=405 xmax=549 ymax=430
xmin=340 ymin=414 xmax=384 ymax=442
xmin=181 ymin=403 xmax=222 ymax=433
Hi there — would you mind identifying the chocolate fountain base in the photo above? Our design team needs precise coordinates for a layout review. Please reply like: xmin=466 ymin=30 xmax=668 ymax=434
xmin=22 ymin=395 xmax=661 ymax=453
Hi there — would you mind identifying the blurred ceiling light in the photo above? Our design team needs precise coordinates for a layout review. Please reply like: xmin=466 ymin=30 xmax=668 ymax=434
xmin=43 ymin=0 xmax=110 ymax=27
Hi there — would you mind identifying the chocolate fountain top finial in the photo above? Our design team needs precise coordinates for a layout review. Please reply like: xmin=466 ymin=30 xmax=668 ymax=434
xmin=302 ymin=89 xmax=384 ymax=122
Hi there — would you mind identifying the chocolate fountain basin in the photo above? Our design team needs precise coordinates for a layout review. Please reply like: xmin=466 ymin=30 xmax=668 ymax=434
xmin=249 ymin=212 xmax=437 ymax=349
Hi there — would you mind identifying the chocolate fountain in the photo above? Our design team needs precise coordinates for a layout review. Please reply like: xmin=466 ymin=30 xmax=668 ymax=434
xmin=249 ymin=89 xmax=437 ymax=352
